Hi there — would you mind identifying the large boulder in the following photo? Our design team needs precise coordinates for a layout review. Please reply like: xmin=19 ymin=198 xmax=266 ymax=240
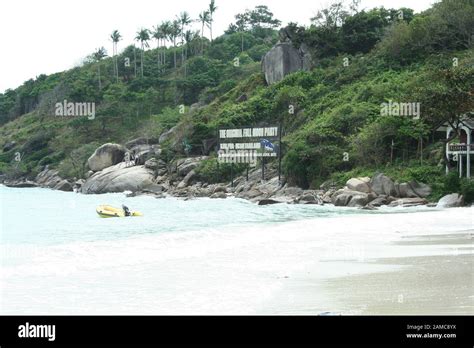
xmin=130 ymin=144 xmax=161 ymax=165
xmin=87 ymin=143 xmax=127 ymax=172
xmin=35 ymin=167 xmax=63 ymax=188
xmin=398 ymin=183 xmax=419 ymax=198
xmin=370 ymin=173 xmax=398 ymax=197
xmin=54 ymin=180 xmax=73 ymax=192
xmin=176 ymin=157 xmax=208 ymax=177
xmin=437 ymin=194 xmax=464 ymax=208
xmin=262 ymin=42 xmax=308 ymax=85
xmin=409 ymin=181 xmax=432 ymax=198
xmin=346 ymin=177 xmax=371 ymax=193
xmin=177 ymin=170 xmax=196 ymax=189
xmin=81 ymin=163 xmax=155 ymax=194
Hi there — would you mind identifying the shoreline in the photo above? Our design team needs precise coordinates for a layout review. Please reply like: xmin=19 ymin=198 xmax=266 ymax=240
xmin=1 ymin=201 xmax=472 ymax=315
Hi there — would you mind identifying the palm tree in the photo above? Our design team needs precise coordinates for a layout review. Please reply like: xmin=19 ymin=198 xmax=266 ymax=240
xmin=93 ymin=47 xmax=107 ymax=89
xmin=160 ymin=21 xmax=172 ymax=67
xmin=135 ymin=28 xmax=150 ymax=78
xmin=198 ymin=10 xmax=210 ymax=53
xmin=169 ymin=20 xmax=181 ymax=70
xmin=152 ymin=25 xmax=163 ymax=66
xmin=208 ymin=0 xmax=217 ymax=42
xmin=178 ymin=12 xmax=192 ymax=75
xmin=110 ymin=30 xmax=122 ymax=82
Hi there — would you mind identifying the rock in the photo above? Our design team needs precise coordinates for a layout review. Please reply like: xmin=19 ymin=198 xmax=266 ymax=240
xmin=81 ymin=163 xmax=155 ymax=194
xmin=262 ymin=42 xmax=309 ymax=85
xmin=347 ymin=193 xmax=370 ymax=207
xmin=73 ymin=179 xmax=85 ymax=191
xmin=4 ymin=180 xmax=37 ymax=188
xmin=176 ymin=157 xmax=207 ymax=177
xmin=370 ymin=173 xmax=398 ymax=197
xmin=237 ymin=189 xmax=263 ymax=200
xmin=210 ymin=192 xmax=227 ymax=199
xmin=145 ymin=158 xmax=160 ymax=170
xmin=54 ymin=180 xmax=73 ymax=192
xmin=322 ymin=190 xmax=335 ymax=203
xmin=177 ymin=170 xmax=196 ymax=189
xmin=3 ymin=141 xmax=16 ymax=152
xmin=409 ymin=181 xmax=432 ymax=198
xmin=332 ymin=191 xmax=353 ymax=206
xmin=87 ymin=143 xmax=127 ymax=172
xmin=213 ymin=185 xmax=227 ymax=194
xmin=158 ymin=123 xmax=193 ymax=152
xmin=35 ymin=167 xmax=63 ymax=188
xmin=388 ymin=198 xmax=428 ymax=207
xmin=398 ymin=183 xmax=419 ymax=198
xmin=258 ymin=199 xmax=282 ymax=206
xmin=85 ymin=170 xmax=94 ymax=179
xmin=346 ymin=177 xmax=371 ymax=193
xmin=130 ymin=144 xmax=161 ymax=165
xmin=178 ymin=162 xmax=198 ymax=177
xmin=298 ymin=193 xmax=316 ymax=202
xmin=369 ymin=195 xmax=389 ymax=207
xmin=437 ymin=194 xmax=464 ymax=208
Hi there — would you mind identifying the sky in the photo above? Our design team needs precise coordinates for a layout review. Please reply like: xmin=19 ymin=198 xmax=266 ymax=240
xmin=0 ymin=0 xmax=437 ymax=93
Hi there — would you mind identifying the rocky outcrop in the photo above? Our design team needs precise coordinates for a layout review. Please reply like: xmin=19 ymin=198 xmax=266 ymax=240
xmin=35 ymin=167 xmax=73 ymax=191
xmin=81 ymin=162 xmax=155 ymax=194
xmin=346 ymin=177 xmax=371 ymax=193
xmin=87 ymin=143 xmax=127 ymax=172
xmin=370 ymin=173 xmax=398 ymax=197
xmin=262 ymin=42 xmax=309 ymax=85
xmin=437 ymin=194 xmax=464 ymax=208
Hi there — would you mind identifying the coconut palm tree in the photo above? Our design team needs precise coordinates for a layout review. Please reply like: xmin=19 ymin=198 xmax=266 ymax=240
xmin=152 ymin=25 xmax=163 ymax=66
xmin=93 ymin=47 xmax=107 ymax=89
xmin=135 ymin=28 xmax=150 ymax=78
xmin=208 ymin=0 xmax=217 ymax=42
xmin=198 ymin=10 xmax=210 ymax=53
xmin=110 ymin=30 xmax=122 ymax=82
xmin=178 ymin=12 xmax=192 ymax=75
xmin=169 ymin=20 xmax=181 ymax=70
xmin=160 ymin=21 xmax=172 ymax=67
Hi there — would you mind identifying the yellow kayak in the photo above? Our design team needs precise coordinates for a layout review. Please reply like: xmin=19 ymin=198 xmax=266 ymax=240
xmin=96 ymin=205 xmax=143 ymax=218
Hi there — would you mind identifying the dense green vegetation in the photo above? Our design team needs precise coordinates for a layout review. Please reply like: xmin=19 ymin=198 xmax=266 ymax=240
xmin=0 ymin=0 xmax=473 ymax=201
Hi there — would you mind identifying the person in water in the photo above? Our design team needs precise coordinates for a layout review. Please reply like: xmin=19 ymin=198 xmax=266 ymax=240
xmin=122 ymin=204 xmax=131 ymax=217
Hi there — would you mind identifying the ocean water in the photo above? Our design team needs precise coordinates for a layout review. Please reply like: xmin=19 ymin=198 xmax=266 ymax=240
xmin=0 ymin=185 xmax=472 ymax=314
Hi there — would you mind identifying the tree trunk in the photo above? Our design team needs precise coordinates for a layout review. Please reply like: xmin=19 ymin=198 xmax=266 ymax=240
xmin=134 ymin=47 xmax=137 ymax=78
xmin=98 ymin=65 xmax=102 ymax=89
xmin=141 ymin=43 xmax=144 ymax=78
xmin=173 ymin=39 xmax=177 ymax=69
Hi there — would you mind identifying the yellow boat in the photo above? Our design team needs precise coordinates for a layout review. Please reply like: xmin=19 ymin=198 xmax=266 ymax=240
xmin=96 ymin=205 xmax=143 ymax=218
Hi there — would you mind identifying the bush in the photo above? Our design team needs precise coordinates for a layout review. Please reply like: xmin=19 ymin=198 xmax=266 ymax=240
xmin=195 ymin=157 xmax=245 ymax=184
xmin=460 ymin=179 xmax=474 ymax=204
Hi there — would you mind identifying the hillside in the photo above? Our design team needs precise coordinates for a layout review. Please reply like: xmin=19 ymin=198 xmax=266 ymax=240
xmin=1 ymin=0 xmax=473 ymax=202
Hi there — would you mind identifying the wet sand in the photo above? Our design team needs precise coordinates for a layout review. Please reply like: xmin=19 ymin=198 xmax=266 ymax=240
xmin=323 ymin=234 xmax=474 ymax=314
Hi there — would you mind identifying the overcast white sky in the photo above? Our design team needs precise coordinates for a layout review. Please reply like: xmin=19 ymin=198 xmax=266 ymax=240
xmin=0 ymin=0 xmax=436 ymax=93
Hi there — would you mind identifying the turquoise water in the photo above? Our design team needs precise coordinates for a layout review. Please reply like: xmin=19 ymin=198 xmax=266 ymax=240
xmin=0 ymin=185 xmax=382 ymax=246
xmin=2 ymin=185 xmax=470 ymax=315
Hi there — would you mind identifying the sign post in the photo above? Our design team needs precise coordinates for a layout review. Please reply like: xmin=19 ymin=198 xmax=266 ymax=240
xmin=217 ymin=125 xmax=280 ymax=184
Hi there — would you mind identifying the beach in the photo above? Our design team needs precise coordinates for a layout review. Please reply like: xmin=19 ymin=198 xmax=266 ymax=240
xmin=0 ymin=186 xmax=473 ymax=315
